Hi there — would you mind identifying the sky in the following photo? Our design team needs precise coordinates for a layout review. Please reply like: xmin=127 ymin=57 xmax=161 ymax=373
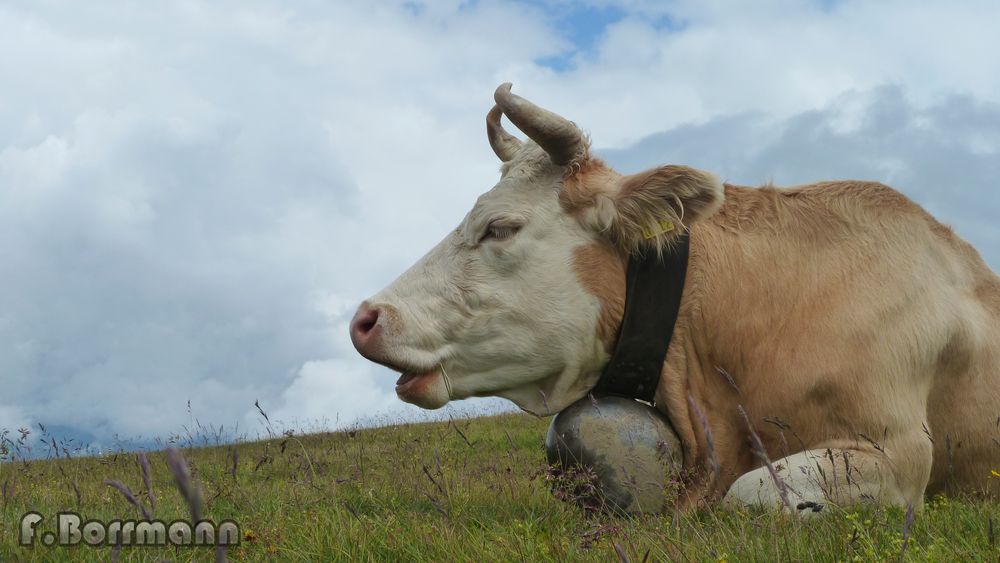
xmin=1 ymin=0 xmax=999 ymax=451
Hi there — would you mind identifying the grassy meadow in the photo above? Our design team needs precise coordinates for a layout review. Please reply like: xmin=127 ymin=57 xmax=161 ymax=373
xmin=1 ymin=411 xmax=999 ymax=561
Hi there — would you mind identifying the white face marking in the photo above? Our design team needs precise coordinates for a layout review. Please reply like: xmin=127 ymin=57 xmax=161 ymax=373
xmin=361 ymin=146 xmax=609 ymax=414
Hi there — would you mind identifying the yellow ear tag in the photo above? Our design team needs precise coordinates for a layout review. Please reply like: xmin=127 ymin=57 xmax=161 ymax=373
xmin=642 ymin=219 xmax=675 ymax=239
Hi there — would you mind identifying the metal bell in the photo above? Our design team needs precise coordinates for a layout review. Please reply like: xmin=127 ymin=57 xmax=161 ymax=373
xmin=545 ymin=395 xmax=683 ymax=515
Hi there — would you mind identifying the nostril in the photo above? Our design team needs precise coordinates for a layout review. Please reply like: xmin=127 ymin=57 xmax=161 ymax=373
xmin=357 ymin=308 xmax=379 ymax=335
xmin=350 ymin=303 xmax=383 ymax=353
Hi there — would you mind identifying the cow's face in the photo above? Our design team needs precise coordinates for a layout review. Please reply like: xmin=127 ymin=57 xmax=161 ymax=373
xmin=352 ymin=144 xmax=613 ymax=415
xmin=351 ymin=84 xmax=724 ymax=415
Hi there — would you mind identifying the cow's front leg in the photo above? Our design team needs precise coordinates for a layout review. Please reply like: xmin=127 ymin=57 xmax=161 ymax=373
xmin=721 ymin=440 xmax=931 ymax=516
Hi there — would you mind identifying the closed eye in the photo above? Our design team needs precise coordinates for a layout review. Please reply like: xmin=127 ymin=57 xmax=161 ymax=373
xmin=480 ymin=221 xmax=522 ymax=243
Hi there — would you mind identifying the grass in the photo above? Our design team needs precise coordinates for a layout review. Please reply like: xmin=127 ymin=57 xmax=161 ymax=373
xmin=1 ymin=412 xmax=998 ymax=561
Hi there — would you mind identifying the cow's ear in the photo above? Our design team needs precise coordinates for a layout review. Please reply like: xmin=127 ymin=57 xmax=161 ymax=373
xmin=565 ymin=163 xmax=724 ymax=253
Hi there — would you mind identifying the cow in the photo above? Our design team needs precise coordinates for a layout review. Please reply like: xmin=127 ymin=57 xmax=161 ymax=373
xmin=350 ymin=83 xmax=1000 ymax=513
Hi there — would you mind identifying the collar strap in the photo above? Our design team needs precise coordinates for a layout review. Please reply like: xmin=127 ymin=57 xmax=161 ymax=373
xmin=593 ymin=232 xmax=690 ymax=404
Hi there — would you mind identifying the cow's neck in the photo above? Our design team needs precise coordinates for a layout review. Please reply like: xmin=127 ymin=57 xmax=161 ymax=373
xmin=595 ymin=234 xmax=691 ymax=402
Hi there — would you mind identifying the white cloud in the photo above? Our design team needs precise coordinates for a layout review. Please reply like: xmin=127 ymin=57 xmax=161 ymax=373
xmin=269 ymin=359 xmax=394 ymax=430
xmin=0 ymin=404 xmax=32 ymax=436
xmin=513 ymin=0 xmax=1000 ymax=146
xmin=599 ymin=87 xmax=1000 ymax=266
xmin=0 ymin=1 xmax=997 ymax=446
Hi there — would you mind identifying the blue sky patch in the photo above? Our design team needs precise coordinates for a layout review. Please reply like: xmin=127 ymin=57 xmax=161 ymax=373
xmin=525 ymin=2 xmax=684 ymax=71
xmin=527 ymin=1 xmax=626 ymax=71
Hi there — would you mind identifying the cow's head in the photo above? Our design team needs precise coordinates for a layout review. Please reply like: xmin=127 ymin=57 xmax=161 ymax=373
xmin=350 ymin=84 xmax=724 ymax=415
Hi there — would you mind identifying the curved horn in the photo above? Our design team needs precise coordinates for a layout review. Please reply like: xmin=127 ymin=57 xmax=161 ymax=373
xmin=487 ymin=104 xmax=522 ymax=162
xmin=493 ymin=82 xmax=585 ymax=166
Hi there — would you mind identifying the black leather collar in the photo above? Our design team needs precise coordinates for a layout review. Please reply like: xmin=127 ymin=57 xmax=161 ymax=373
xmin=592 ymin=233 xmax=690 ymax=404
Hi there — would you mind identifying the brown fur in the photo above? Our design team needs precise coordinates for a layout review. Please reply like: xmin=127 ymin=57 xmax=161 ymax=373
xmin=559 ymin=158 xmax=617 ymax=213
xmin=572 ymin=242 xmax=627 ymax=352
xmin=570 ymin=163 xmax=1000 ymax=508
xmin=561 ymin=159 xmax=724 ymax=256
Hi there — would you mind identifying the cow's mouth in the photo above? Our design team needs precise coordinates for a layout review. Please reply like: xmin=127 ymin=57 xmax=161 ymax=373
xmin=390 ymin=365 xmax=450 ymax=409
xmin=395 ymin=369 xmax=441 ymax=395
xmin=395 ymin=371 xmax=421 ymax=388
